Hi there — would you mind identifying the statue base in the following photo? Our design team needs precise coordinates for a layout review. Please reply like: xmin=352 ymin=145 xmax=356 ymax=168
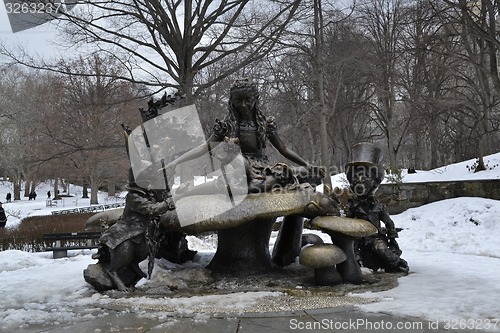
xmin=84 ymin=263 xmax=143 ymax=292
xmin=206 ymin=217 xmax=275 ymax=274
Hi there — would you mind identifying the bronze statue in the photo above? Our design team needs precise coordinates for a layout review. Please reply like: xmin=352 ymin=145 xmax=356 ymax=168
xmin=84 ymin=170 xmax=177 ymax=292
xmin=84 ymin=79 xmax=339 ymax=290
xmin=163 ymin=78 xmax=333 ymax=273
xmin=345 ymin=142 xmax=409 ymax=274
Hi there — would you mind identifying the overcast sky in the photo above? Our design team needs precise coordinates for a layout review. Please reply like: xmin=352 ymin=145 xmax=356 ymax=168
xmin=0 ymin=2 xmax=66 ymax=61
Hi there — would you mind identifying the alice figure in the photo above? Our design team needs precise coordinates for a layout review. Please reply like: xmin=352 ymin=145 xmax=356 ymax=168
xmin=165 ymin=78 xmax=324 ymax=195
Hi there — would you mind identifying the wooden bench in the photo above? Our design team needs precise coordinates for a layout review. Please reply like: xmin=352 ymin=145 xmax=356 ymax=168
xmin=43 ymin=232 xmax=101 ymax=259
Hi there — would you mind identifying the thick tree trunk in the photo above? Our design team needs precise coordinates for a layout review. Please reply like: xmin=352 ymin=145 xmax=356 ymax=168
xmin=53 ymin=177 xmax=60 ymax=199
xmin=475 ymin=138 xmax=487 ymax=173
xmin=429 ymin=116 xmax=439 ymax=169
xmin=82 ymin=186 xmax=89 ymax=199
xmin=23 ymin=180 xmax=30 ymax=198
xmin=13 ymin=174 xmax=21 ymax=201
xmin=313 ymin=0 xmax=332 ymax=190
xmin=90 ymin=179 xmax=99 ymax=204
xmin=108 ymin=180 xmax=116 ymax=196
xmin=207 ymin=217 xmax=275 ymax=274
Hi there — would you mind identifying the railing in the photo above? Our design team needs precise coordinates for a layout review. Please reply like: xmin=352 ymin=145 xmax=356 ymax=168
xmin=51 ymin=202 xmax=125 ymax=215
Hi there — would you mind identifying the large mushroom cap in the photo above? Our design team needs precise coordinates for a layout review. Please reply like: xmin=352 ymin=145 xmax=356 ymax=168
xmin=167 ymin=190 xmax=331 ymax=234
xmin=310 ymin=216 xmax=377 ymax=237
xmin=299 ymin=244 xmax=347 ymax=268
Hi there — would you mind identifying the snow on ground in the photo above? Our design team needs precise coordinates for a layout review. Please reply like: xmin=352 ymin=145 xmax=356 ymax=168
xmin=355 ymin=197 xmax=500 ymax=331
xmin=319 ymin=151 xmax=500 ymax=189
xmin=0 ymin=152 xmax=499 ymax=331
xmin=0 ymin=180 xmax=125 ymax=228
xmin=391 ymin=151 xmax=500 ymax=183
xmin=394 ymin=197 xmax=500 ymax=257
xmin=358 ymin=251 xmax=500 ymax=328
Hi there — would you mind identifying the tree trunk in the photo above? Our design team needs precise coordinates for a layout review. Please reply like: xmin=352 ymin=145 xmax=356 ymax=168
xmin=13 ymin=174 xmax=21 ymax=201
xmin=108 ymin=179 xmax=116 ymax=196
xmin=313 ymin=0 xmax=332 ymax=191
xmin=207 ymin=218 xmax=275 ymax=274
xmin=475 ymin=137 xmax=487 ymax=172
xmin=82 ymin=186 xmax=89 ymax=199
xmin=386 ymin=120 xmax=398 ymax=171
xmin=29 ymin=181 xmax=36 ymax=194
xmin=90 ymin=179 xmax=99 ymax=204
xmin=53 ymin=177 xmax=60 ymax=199
xmin=429 ymin=115 xmax=439 ymax=169
xmin=62 ymin=180 xmax=69 ymax=194
xmin=23 ymin=180 xmax=30 ymax=198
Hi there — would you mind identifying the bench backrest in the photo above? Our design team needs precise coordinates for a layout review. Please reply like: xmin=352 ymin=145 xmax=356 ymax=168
xmin=43 ymin=232 xmax=102 ymax=241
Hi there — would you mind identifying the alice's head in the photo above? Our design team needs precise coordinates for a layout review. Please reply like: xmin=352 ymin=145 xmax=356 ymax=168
xmin=229 ymin=78 xmax=259 ymax=117
xmin=225 ymin=78 xmax=267 ymax=149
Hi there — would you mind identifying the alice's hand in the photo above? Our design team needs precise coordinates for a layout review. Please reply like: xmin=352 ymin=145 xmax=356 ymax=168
xmin=307 ymin=164 xmax=326 ymax=179
xmin=164 ymin=196 xmax=176 ymax=210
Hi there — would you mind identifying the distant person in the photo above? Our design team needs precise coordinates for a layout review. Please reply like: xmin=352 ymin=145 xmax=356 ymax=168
xmin=0 ymin=202 xmax=7 ymax=228
xmin=29 ymin=191 xmax=37 ymax=201
xmin=47 ymin=191 xmax=51 ymax=199
xmin=5 ymin=192 xmax=11 ymax=203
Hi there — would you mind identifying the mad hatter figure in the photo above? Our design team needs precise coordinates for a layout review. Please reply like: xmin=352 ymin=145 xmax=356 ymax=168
xmin=345 ymin=142 xmax=409 ymax=274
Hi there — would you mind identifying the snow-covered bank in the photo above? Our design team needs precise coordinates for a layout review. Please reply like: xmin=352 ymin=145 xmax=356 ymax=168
xmin=397 ymin=152 xmax=500 ymax=183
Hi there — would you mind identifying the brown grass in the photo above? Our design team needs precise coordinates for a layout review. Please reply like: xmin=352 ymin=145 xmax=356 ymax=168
xmin=0 ymin=213 xmax=95 ymax=252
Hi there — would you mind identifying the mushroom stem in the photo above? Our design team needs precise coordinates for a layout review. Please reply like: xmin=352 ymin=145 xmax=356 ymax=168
xmin=328 ymin=233 xmax=364 ymax=284
xmin=314 ymin=266 xmax=343 ymax=285
xmin=272 ymin=215 xmax=304 ymax=267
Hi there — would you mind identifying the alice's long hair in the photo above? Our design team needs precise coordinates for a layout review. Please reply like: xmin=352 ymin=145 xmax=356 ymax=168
xmin=224 ymin=79 xmax=268 ymax=149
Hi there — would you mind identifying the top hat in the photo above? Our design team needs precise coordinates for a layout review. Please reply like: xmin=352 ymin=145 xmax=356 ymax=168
xmin=346 ymin=142 xmax=382 ymax=167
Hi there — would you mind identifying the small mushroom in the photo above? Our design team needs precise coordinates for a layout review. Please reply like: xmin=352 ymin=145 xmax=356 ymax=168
xmin=301 ymin=233 xmax=324 ymax=247
xmin=310 ymin=216 xmax=377 ymax=284
xmin=299 ymin=244 xmax=347 ymax=285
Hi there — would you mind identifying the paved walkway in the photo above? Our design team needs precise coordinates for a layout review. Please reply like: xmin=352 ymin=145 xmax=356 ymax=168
xmin=26 ymin=305 xmax=484 ymax=333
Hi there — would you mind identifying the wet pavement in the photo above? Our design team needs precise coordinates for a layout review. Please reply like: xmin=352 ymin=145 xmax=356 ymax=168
xmin=20 ymin=305 xmax=486 ymax=333
xmin=9 ymin=269 xmax=490 ymax=333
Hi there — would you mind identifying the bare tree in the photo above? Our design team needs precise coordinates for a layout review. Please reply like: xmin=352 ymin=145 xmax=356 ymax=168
xmin=438 ymin=0 xmax=500 ymax=170
xmin=397 ymin=0 xmax=461 ymax=169
xmin=320 ymin=15 xmax=377 ymax=169
xmin=258 ymin=1 xmax=360 ymax=175
xmin=0 ymin=66 xmax=49 ymax=200
xmin=358 ymin=0 xmax=413 ymax=170
xmin=1 ymin=0 xmax=300 ymax=100
xmin=34 ymin=55 xmax=142 ymax=204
